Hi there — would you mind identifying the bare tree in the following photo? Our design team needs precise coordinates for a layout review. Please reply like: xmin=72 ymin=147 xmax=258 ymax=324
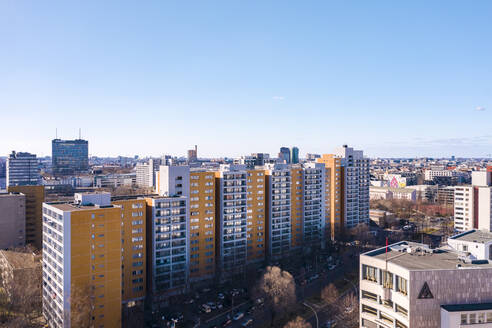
xmin=336 ymin=292 xmax=359 ymax=328
xmin=321 ymin=283 xmax=339 ymax=304
xmin=69 ymin=284 xmax=94 ymax=328
xmin=254 ymin=266 xmax=296 ymax=326
xmin=283 ymin=316 xmax=312 ymax=328
xmin=2 ymin=258 xmax=42 ymax=326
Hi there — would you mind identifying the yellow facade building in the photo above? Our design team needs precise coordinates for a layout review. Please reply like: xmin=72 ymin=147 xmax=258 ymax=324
xmin=290 ymin=167 xmax=304 ymax=248
xmin=43 ymin=193 xmax=122 ymax=328
xmin=189 ymin=170 xmax=216 ymax=281
xmin=246 ymin=169 xmax=266 ymax=262
xmin=316 ymin=154 xmax=343 ymax=239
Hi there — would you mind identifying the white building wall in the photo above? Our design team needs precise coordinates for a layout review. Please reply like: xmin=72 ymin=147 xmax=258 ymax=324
xmin=477 ymin=187 xmax=492 ymax=231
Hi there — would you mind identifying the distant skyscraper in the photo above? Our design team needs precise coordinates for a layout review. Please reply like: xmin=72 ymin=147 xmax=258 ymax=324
xmin=187 ymin=145 xmax=198 ymax=163
xmin=52 ymin=138 xmax=89 ymax=176
xmin=290 ymin=147 xmax=299 ymax=164
xmin=6 ymin=151 xmax=41 ymax=186
xmin=279 ymin=147 xmax=290 ymax=164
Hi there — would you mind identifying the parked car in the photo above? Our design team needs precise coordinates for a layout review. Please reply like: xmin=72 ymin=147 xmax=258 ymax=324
xmin=184 ymin=298 xmax=194 ymax=304
xmin=218 ymin=293 xmax=225 ymax=300
xmin=242 ymin=318 xmax=253 ymax=327
xmin=233 ymin=312 xmax=245 ymax=321
xmin=201 ymin=304 xmax=211 ymax=313
xmin=222 ymin=319 xmax=232 ymax=327
xmin=207 ymin=301 xmax=217 ymax=310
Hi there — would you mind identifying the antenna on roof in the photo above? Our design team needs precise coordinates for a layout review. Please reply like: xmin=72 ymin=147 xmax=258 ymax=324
xmin=55 ymin=128 xmax=58 ymax=139
xmin=79 ymin=128 xmax=81 ymax=140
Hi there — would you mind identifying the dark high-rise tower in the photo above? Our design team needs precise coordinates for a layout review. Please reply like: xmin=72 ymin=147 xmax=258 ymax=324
xmin=52 ymin=139 xmax=89 ymax=176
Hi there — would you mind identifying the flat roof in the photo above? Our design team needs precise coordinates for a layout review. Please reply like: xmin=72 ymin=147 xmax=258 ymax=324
xmin=442 ymin=303 xmax=492 ymax=312
xmin=449 ymin=230 xmax=492 ymax=244
xmin=363 ymin=242 xmax=492 ymax=270
xmin=46 ymin=203 xmax=117 ymax=212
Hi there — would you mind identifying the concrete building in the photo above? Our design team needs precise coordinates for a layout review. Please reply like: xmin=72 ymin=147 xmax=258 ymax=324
xmin=316 ymin=154 xmax=343 ymax=239
xmin=246 ymin=168 xmax=267 ymax=263
xmin=369 ymin=209 xmax=396 ymax=228
xmin=453 ymin=169 xmax=492 ymax=232
xmin=144 ymin=196 xmax=188 ymax=306
xmin=370 ymin=186 xmax=393 ymax=200
xmin=42 ymin=194 xmax=123 ymax=328
xmin=136 ymin=159 xmax=161 ymax=189
xmin=301 ymin=162 xmax=325 ymax=248
xmin=334 ymin=145 xmax=370 ymax=229
xmin=51 ymin=139 xmax=89 ymax=176
xmin=436 ymin=186 xmax=454 ymax=206
xmin=370 ymin=187 xmax=416 ymax=202
xmin=0 ymin=192 xmax=26 ymax=249
xmin=424 ymin=169 xmax=456 ymax=181
xmin=265 ymin=164 xmax=292 ymax=260
xmin=187 ymin=145 xmax=197 ymax=163
xmin=447 ymin=229 xmax=492 ymax=261
xmin=7 ymin=185 xmax=45 ymax=249
xmin=94 ymin=173 xmax=136 ymax=188
xmin=6 ymin=151 xmax=41 ymax=187
xmin=215 ymin=165 xmax=248 ymax=278
xmin=360 ymin=241 xmax=492 ymax=328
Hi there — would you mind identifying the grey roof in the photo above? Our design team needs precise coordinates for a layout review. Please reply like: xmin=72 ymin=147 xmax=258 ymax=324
xmin=449 ymin=230 xmax=492 ymax=244
xmin=362 ymin=242 xmax=492 ymax=270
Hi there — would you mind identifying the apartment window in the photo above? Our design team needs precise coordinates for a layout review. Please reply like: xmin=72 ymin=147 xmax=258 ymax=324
xmin=361 ymin=290 xmax=377 ymax=302
xmin=396 ymin=304 xmax=408 ymax=317
xmin=395 ymin=275 xmax=407 ymax=295
xmin=469 ymin=314 xmax=476 ymax=324
xmin=362 ymin=265 xmax=377 ymax=282
xmin=461 ymin=314 xmax=467 ymax=324
xmin=382 ymin=270 xmax=393 ymax=289
xmin=395 ymin=320 xmax=407 ymax=328
xmin=380 ymin=312 xmax=393 ymax=325
xmin=487 ymin=313 xmax=492 ymax=322
xmin=362 ymin=305 xmax=377 ymax=316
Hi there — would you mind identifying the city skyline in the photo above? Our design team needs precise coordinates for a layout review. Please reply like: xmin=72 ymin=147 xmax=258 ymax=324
xmin=2 ymin=1 xmax=492 ymax=158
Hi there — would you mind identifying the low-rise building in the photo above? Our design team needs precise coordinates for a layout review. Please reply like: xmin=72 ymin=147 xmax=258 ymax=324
xmin=360 ymin=241 xmax=492 ymax=328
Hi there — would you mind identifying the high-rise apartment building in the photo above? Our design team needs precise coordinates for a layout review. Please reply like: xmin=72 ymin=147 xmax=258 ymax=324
xmin=454 ymin=169 xmax=492 ymax=232
xmin=52 ymin=139 xmax=89 ymax=176
xmin=316 ymin=154 xmax=343 ymax=239
xmin=215 ymin=165 xmax=248 ymax=278
xmin=136 ymin=159 xmax=161 ymax=189
xmin=7 ymin=185 xmax=45 ymax=249
xmin=0 ymin=192 xmax=25 ymax=249
xmin=145 ymin=196 xmax=188 ymax=306
xmin=290 ymin=166 xmax=304 ymax=248
xmin=246 ymin=168 xmax=267 ymax=263
xmin=42 ymin=193 xmax=122 ymax=328
xmin=334 ymin=145 xmax=370 ymax=229
xmin=189 ymin=170 xmax=216 ymax=281
xmin=42 ymin=192 xmax=146 ymax=328
xmin=6 ymin=151 xmax=41 ymax=186
xmin=265 ymin=164 xmax=292 ymax=260
xmin=301 ymin=162 xmax=325 ymax=248
xmin=290 ymin=147 xmax=299 ymax=164
xmin=111 ymin=198 xmax=147 ymax=305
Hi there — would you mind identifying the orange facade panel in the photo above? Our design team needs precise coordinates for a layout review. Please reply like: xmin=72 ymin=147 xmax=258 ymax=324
xmin=246 ymin=169 xmax=266 ymax=262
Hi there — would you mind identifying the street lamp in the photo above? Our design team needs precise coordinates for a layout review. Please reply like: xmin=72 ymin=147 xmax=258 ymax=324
xmin=302 ymin=302 xmax=318 ymax=328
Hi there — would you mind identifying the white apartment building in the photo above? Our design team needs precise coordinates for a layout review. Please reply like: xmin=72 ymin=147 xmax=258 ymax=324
xmin=334 ymin=145 xmax=370 ymax=228
xmin=424 ymin=169 xmax=455 ymax=181
xmin=136 ymin=159 xmax=161 ymax=189
xmin=453 ymin=170 xmax=492 ymax=232
xmin=157 ymin=165 xmax=190 ymax=197
xmin=360 ymin=241 xmax=492 ymax=328
xmin=146 ymin=196 xmax=189 ymax=305
xmin=216 ymin=165 xmax=248 ymax=277
xmin=302 ymin=163 xmax=325 ymax=247
xmin=453 ymin=186 xmax=474 ymax=232
xmin=265 ymin=164 xmax=292 ymax=259
xmin=6 ymin=151 xmax=41 ymax=186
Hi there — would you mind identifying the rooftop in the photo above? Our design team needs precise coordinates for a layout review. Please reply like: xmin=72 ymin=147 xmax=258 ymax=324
xmin=363 ymin=242 xmax=492 ymax=270
xmin=441 ymin=303 xmax=492 ymax=312
xmin=449 ymin=230 xmax=492 ymax=244
xmin=45 ymin=202 xmax=117 ymax=211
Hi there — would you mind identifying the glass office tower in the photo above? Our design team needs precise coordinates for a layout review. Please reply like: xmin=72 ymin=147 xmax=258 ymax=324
xmin=51 ymin=139 xmax=89 ymax=176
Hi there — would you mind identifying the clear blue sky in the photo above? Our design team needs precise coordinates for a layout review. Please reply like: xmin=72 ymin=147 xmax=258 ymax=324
xmin=1 ymin=1 xmax=492 ymax=158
